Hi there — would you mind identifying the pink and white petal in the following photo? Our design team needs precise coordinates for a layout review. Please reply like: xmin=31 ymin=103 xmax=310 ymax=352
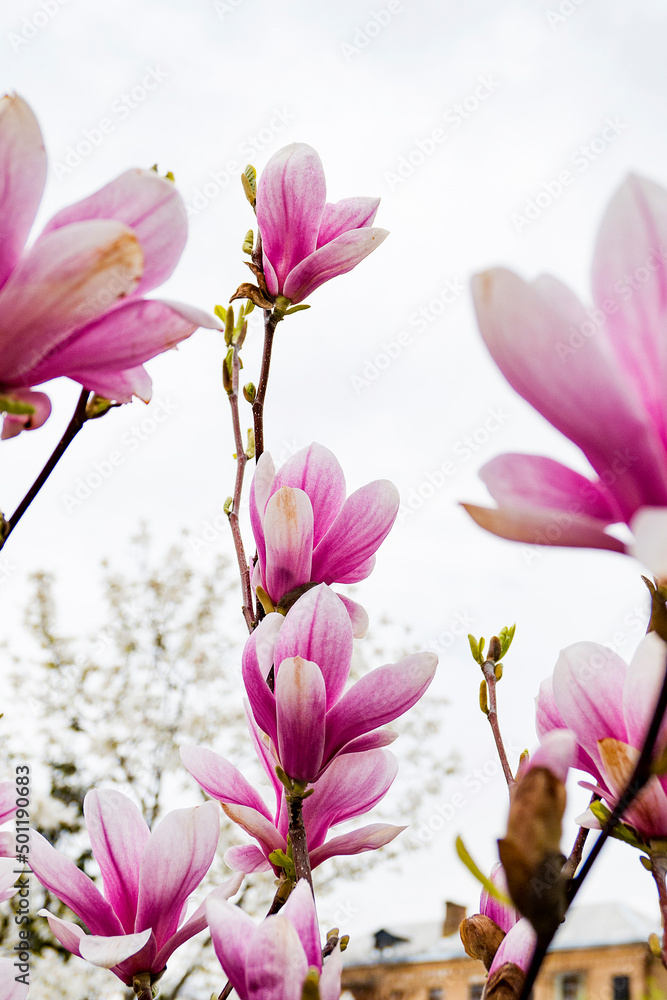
xmin=329 ymin=728 xmax=398 ymax=757
xmin=152 ymin=875 xmax=243 ymax=971
xmin=311 ymin=480 xmax=399 ymax=585
xmin=623 ymin=632 xmax=667 ymax=752
xmin=263 ymin=487 xmax=314 ymax=602
xmin=575 ymin=807 xmax=602 ymax=830
xmin=24 ymin=298 xmax=205 ymax=384
xmin=64 ymin=364 xmax=152 ymax=403
xmin=83 ymin=789 xmax=150 ymax=934
xmin=1 ymin=389 xmax=52 ymax=438
xmin=78 ymin=929 xmax=153 ymax=969
xmin=0 ymin=858 xmax=17 ymax=903
xmin=250 ymin=452 xmax=277 ymax=579
xmin=552 ymin=642 xmax=629 ymax=764
xmin=598 ymin=739 xmax=667 ymax=837
xmin=281 ymin=879 xmax=322 ymax=972
xmin=472 ymin=268 xmax=667 ymax=514
xmin=631 ymin=507 xmax=667 ymax=580
xmin=336 ymin=594 xmax=369 ymax=638
xmin=256 ymin=143 xmax=326 ymax=293
xmin=0 ymin=956 xmax=29 ymax=1000
xmin=462 ymin=502 xmax=626 ymax=553
xmin=135 ymin=801 xmax=219 ymax=946
xmin=224 ymin=844 xmax=273 ymax=873
xmin=0 ymin=781 xmax=16 ymax=825
xmin=0 ymin=95 xmax=46 ymax=291
xmin=242 ymin=624 xmax=279 ymax=745
xmin=276 ymin=657 xmax=326 ymax=782
xmin=246 ymin=916 xmax=308 ymax=1000
xmin=317 ymin=197 xmax=380 ymax=246
xmin=320 ymin=943 xmax=343 ymax=1000
xmin=303 ymin=750 xmax=397 ymax=849
xmin=335 ymin=554 xmax=376 ymax=585
xmin=271 ymin=444 xmax=346 ymax=546
xmin=0 ymin=833 xmax=13 ymax=858
xmin=308 ymin=823 xmax=405 ymax=868
xmin=0 ymin=220 xmax=143 ymax=381
xmin=480 ymin=454 xmax=620 ymax=522
xmin=207 ymin=893 xmax=256 ymax=999
xmin=41 ymin=169 xmax=187 ymax=297
xmin=323 ymin=652 xmax=437 ymax=761
xmin=480 ymin=864 xmax=518 ymax=934
xmin=526 ymin=729 xmax=577 ymax=784
xmin=591 ymin=175 xmax=667 ymax=447
xmin=179 ymin=745 xmax=273 ymax=820
xmin=536 ymin=677 xmax=601 ymax=779
xmin=488 ymin=918 xmax=537 ymax=976
xmin=244 ymin=705 xmax=283 ymax=807
xmin=38 ymin=909 xmax=86 ymax=956
xmin=221 ymin=803 xmax=286 ymax=859
xmin=275 ymin=585 xmax=353 ymax=708
xmin=31 ymin=830 xmax=123 ymax=936
xmin=283 ymin=227 xmax=389 ymax=304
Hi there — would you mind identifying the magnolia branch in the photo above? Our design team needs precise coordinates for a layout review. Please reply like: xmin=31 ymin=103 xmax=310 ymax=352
xmin=225 ymin=327 xmax=255 ymax=632
xmin=481 ymin=657 xmax=514 ymax=790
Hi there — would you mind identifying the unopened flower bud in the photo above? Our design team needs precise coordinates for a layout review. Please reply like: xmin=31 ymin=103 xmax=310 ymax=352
xmin=460 ymin=913 xmax=505 ymax=970
xmin=485 ymin=962 xmax=527 ymax=1000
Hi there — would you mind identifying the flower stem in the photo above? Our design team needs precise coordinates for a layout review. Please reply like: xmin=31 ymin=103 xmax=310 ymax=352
xmin=252 ymin=308 xmax=281 ymax=462
xmin=481 ymin=659 xmax=514 ymax=790
xmin=132 ymin=971 xmax=153 ymax=1000
xmin=287 ymin=793 xmax=313 ymax=890
xmin=0 ymin=387 xmax=91 ymax=551
xmin=225 ymin=331 xmax=255 ymax=632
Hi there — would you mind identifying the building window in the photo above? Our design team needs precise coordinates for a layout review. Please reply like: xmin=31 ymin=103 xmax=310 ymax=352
xmin=469 ymin=984 xmax=484 ymax=1000
xmin=429 ymin=991 xmax=444 ymax=1000
xmin=613 ymin=977 xmax=630 ymax=1000
xmin=560 ymin=973 xmax=584 ymax=1000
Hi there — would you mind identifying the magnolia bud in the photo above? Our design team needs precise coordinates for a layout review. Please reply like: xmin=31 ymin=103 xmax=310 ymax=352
xmin=460 ymin=913 xmax=505 ymax=970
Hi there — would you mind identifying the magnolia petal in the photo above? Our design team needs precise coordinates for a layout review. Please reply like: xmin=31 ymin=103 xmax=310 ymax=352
xmin=535 ymin=676 xmax=601 ymax=779
xmin=311 ymin=480 xmax=399 ymax=584
xmin=78 ymin=928 xmax=152 ymax=969
xmin=207 ymin=893 xmax=256 ymax=998
xmin=250 ymin=451 xmax=277 ymax=580
xmin=526 ymin=729 xmax=576 ymax=784
xmin=42 ymin=168 xmax=188 ymax=298
xmin=575 ymin=807 xmax=602 ymax=830
xmin=323 ymin=652 xmax=437 ymax=760
xmin=257 ymin=143 xmax=326 ymax=295
xmin=0 ymin=781 xmax=16 ymax=825
xmin=281 ymin=879 xmax=322 ymax=972
xmin=333 ymin=728 xmax=399 ymax=756
xmin=221 ymin=803 xmax=286 ymax=859
xmin=320 ymin=943 xmax=343 ymax=1000
xmin=135 ymin=802 xmax=219 ymax=947
xmin=241 ymin=620 xmax=279 ymax=744
xmin=0 ymin=95 xmax=46 ymax=291
xmin=488 ymin=918 xmax=537 ymax=976
xmin=276 ymin=657 xmax=326 ymax=782
xmin=622 ymin=632 xmax=667 ymax=752
xmin=153 ymin=875 xmax=243 ymax=971
xmin=302 ymin=750 xmax=398 ymax=849
xmin=0 ymin=858 xmax=17 ymax=904
xmin=317 ymin=197 xmax=380 ymax=247
xmin=631 ymin=506 xmax=667 ymax=580
xmin=308 ymin=823 xmax=405 ymax=868
xmin=480 ymin=453 xmax=620 ymax=523
xmin=274 ymin=585 xmax=353 ymax=707
xmin=597 ymin=738 xmax=667 ymax=837
xmin=244 ymin=704 xmax=284 ymax=807
xmin=0 ymin=956 xmax=29 ymax=1000
xmin=552 ymin=642 xmax=628 ymax=766
xmin=64 ymin=365 xmax=152 ymax=404
xmin=271 ymin=444 xmax=346 ymax=547
xmin=180 ymin=745 xmax=273 ymax=821
xmin=0 ymin=219 xmax=143 ymax=381
xmin=284 ymin=227 xmax=389 ymax=304
xmin=224 ymin=844 xmax=273 ymax=873
xmin=246 ymin=915 xmax=308 ymax=1000
xmin=39 ymin=910 xmax=86 ymax=956
xmin=336 ymin=594 xmax=369 ymax=638
xmin=263 ymin=487 xmax=314 ymax=602
xmin=480 ymin=863 xmax=519 ymax=934
xmin=83 ymin=789 xmax=149 ymax=934
xmin=31 ymin=830 xmax=123 ymax=936
xmin=462 ymin=502 xmax=626 ymax=553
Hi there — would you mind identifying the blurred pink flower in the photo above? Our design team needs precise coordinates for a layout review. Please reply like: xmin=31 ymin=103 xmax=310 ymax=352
xmin=31 ymin=789 xmax=242 ymax=987
xmin=256 ymin=142 xmax=387 ymax=305
xmin=208 ymin=879 xmax=342 ymax=1000
xmin=0 ymin=94 xmax=219 ymax=439
xmin=0 ymin=957 xmax=29 ymax=1000
xmin=465 ymin=175 xmax=667 ymax=557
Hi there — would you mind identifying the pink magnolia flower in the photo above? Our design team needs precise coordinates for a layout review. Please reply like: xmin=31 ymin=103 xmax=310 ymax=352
xmin=488 ymin=918 xmax=537 ymax=977
xmin=250 ymin=443 xmax=400 ymax=632
xmin=182 ymin=732 xmax=405 ymax=875
xmin=0 ymin=958 xmax=28 ymax=1000
xmin=0 ymin=781 xmax=16 ymax=857
xmin=0 ymin=858 xmax=19 ymax=905
xmin=241 ymin=584 xmax=436 ymax=783
xmin=208 ymin=879 xmax=342 ymax=1000
xmin=31 ymin=789 xmax=242 ymax=987
xmin=256 ymin=142 xmax=388 ymax=305
xmin=465 ymin=174 xmax=667 ymax=556
xmin=536 ymin=632 xmax=667 ymax=841
xmin=0 ymin=94 xmax=220 ymax=439
xmin=480 ymin=862 xmax=519 ymax=935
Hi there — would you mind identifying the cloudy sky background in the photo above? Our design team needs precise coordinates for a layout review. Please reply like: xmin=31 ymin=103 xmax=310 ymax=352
xmin=2 ymin=0 xmax=666 ymax=947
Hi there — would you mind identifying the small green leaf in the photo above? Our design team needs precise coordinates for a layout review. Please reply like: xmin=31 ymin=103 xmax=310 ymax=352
xmin=285 ymin=304 xmax=311 ymax=315
xmin=269 ymin=848 xmax=295 ymax=880
xmin=499 ymin=624 xmax=516 ymax=658
xmin=242 ymin=229 xmax=254 ymax=255
xmin=455 ymin=836 xmax=512 ymax=905
xmin=589 ymin=801 xmax=647 ymax=849
xmin=468 ymin=635 xmax=481 ymax=664
xmin=214 ymin=304 xmax=227 ymax=323
xmin=640 ymin=855 xmax=653 ymax=871
xmin=0 ymin=395 xmax=36 ymax=416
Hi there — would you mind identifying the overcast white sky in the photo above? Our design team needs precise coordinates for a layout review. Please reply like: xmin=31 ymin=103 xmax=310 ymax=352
xmin=2 ymin=0 xmax=666 ymax=950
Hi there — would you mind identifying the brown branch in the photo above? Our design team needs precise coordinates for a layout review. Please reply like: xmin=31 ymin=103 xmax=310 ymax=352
xmin=481 ymin=659 xmax=514 ymax=790
xmin=287 ymin=793 xmax=313 ymax=890
xmin=225 ymin=326 xmax=255 ymax=632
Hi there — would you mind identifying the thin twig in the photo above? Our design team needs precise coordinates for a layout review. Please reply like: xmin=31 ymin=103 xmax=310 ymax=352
xmin=252 ymin=309 xmax=280 ymax=462
xmin=561 ymin=821 xmax=591 ymax=881
xmin=1 ymin=387 xmax=91 ymax=550
xmin=225 ymin=329 xmax=255 ymax=632
xmin=481 ymin=659 xmax=514 ymax=790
